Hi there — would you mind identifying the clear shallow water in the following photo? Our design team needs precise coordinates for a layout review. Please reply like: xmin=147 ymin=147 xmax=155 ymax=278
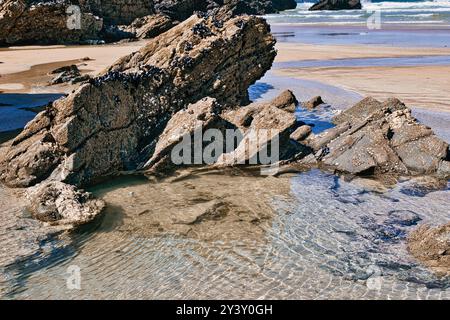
xmin=1 ymin=94 xmax=449 ymax=299
xmin=1 ymin=169 xmax=449 ymax=299
xmin=0 ymin=93 xmax=64 ymax=133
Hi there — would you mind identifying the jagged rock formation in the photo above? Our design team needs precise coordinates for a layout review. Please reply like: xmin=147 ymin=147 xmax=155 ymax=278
xmin=79 ymin=0 xmax=154 ymax=25
xmin=123 ymin=13 xmax=176 ymax=39
xmin=27 ymin=181 xmax=105 ymax=225
xmin=309 ymin=0 xmax=361 ymax=11
xmin=154 ymin=0 xmax=297 ymax=21
xmin=144 ymin=97 xmax=237 ymax=173
xmin=303 ymin=97 xmax=450 ymax=178
xmin=303 ymin=96 xmax=325 ymax=110
xmin=0 ymin=0 xmax=296 ymax=45
xmin=216 ymin=91 xmax=307 ymax=166
xmin=145 ymin=91 xmax=307 ymax=173
xmin=0 ymin=0 xmax=103 ymax=45
xmin=0 ymin=14 xmax=276 ymax=187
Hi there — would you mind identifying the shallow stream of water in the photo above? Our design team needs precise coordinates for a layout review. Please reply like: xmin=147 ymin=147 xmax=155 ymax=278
xmin=1 ymin=168 xmax=449 ymax=299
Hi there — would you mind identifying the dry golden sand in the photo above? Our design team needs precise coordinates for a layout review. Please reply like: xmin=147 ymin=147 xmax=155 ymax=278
xmin=0 ymin=42 xmax=145 ymax=93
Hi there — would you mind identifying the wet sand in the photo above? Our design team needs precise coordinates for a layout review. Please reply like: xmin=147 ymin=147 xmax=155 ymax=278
xmin=275 ymin=65 xmax=450 ymax=112
xmin=272 ymin=42 xmax=450 ymax=112
xmin=275 ymin=43 xmax=450 ymax=63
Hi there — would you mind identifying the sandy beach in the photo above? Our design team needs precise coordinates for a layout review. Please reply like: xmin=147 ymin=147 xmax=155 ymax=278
xmin=275 ymin=42 xmax=450 ymax=62
xmin=2 ymin=41 xmax=450 ymax=112
xmin=273 ymin=42 xmax=450 ymax=112
xmin=275 ymin=64 xmax=450 ymax=112
xmin=0 ymin=42 xmax=145 ymax=93
xmin=1 ymin=0 xmax=450 ymax=300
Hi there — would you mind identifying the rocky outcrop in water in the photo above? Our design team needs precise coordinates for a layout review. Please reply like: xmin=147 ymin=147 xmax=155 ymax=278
xmin=303 ymin=96 xmax=325 ymax=110
xmin=27 ymin=181 xmax=105 ymax=225
xmin=303 ymin=97 xmax=450 ymax=178
xmin=144 ymin=97 xmax=237 ymax=174
xmin=0 ymin=14 xmax=276 ymax=187
xmin=216 ymin=91 xmax=307 ymax=167
xmin=309 ymin=0 xmax=362 ymax=11
xmin=144 ymin=90 xmax=306 ymax=173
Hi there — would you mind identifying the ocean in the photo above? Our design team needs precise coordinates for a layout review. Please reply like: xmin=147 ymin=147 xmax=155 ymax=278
xmin=266 ymin=0 xmax=450 ymax=26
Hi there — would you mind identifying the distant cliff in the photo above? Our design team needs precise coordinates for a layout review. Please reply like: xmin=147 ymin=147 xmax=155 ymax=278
xmin=309 ymin=0 xmax=362 ymax=11
xmin=0 ymin=0 xmax=297 ymax=45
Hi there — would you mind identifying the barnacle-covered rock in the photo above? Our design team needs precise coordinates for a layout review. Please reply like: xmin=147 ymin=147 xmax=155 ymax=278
xmin=303 ymin=97 xmax=450 ymax=178
xmin=0 ymin=14 xmax=276 ymax=187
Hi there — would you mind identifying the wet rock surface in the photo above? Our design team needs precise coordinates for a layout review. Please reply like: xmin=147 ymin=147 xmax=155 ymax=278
xmin=0 ymin=0 xmax=297 ymax=45
xmin=408 ymin=223 xmax=450 ymax=276
xmin=0 ymin=14 xmax=276 ymax=188
xmin=27 ymin=181 xmax=105 ymax=226
xmin=303 ymin=97 xmax=450 ymax=178
xmin=49 ymin=65 xmax=91 ymax=85
xmin=0 ymin=0 xmax=103 ymax=45
xmin=309 ymin=0 xmax=362 ymax=11
xmin=303 ymin=96 xmax=325 ymax=110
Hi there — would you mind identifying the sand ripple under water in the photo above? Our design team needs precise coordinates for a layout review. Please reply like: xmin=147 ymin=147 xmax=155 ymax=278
xmin=0 ymin=168 xmax=449 ymax=299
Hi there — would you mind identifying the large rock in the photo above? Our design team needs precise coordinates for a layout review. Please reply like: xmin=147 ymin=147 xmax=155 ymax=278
xmin=145 ymin=91 xmax=307 ymax=173
xmin=309 ymin=0 xmax=362 ymax=11
xmin=124 ymin=13 xmax=177 ymax=39
xmin=216 ymin=92 xmax=308 ymax=167
xmin=144 ymin=97 xmax=237 ymax=174
xmin=27 ymin=181 xmax=105 ymax=226
xmin=154 ymin=0 xmax=298 ymax=21
xmin=0 ymin=0 xmax=103 ymax=45
xmin=408 ymin=223 xmax=450 ymax=275
xmin=304 ymin=97 xmax=450 ymax=178
xmin=0 ymin=0 xmax=296 ymax=45
xmin=303 ymin=96 xmax=325 ymax=110
xmin=80 ymin=0 xmax=155 ymax=25
xmin=0 ymin=14 xmax=276 ymax=187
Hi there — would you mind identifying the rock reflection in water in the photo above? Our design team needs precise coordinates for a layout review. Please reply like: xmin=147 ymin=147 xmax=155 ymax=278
xmin=1 ymin=169 xmax=449 ymax=299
